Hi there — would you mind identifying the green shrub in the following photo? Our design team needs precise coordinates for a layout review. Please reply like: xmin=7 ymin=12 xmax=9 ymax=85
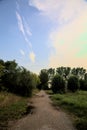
xmin=83 ymin=80 xmax=87 ymax=91
xmin=79 ymin=79 xmax=85 ymax=90
xmin=76 ymin=118 xmax=87 ymax=130
xmin=79 ymin=79 xmax=87 ymax=91
xmin=52 ymin=75 xmax=65 ymax=93
xmin=68 ymin=76 xmax=80 ymax=92
xmin=37 ymin=83 xmax=42 ymax=90
xmin=84 ymin=80 xmax=87 ymax=90
xmin=43 ymin=84 xmax=49 ymax=90
xmin=51 ymin=91 xmax=87 ymax=130
xmin=39 ymin=69 xmax=48 ymax=90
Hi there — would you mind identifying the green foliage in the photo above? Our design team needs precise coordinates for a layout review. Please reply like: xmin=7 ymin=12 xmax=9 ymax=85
xmin=32 ymin=73 xmax=40 ymax=88
xmin=79 ymin=79 xmax=87 ymax=91
xmin=0 ymin=92 xmax=31 ymax=130
xmin=56 ymin=67 xmax=71 ymax=79
xmin=0 ymin=59 xmax=87 ymax=95
xmin=39 ymin=69 xmax=48 ymax=84
xmin=47 ymin=68 xmax=55 ymax=79
xmin=0 ymin=59 xmax=39 ymax=97
xmin=42 ymin=84 xmax=49 ymax=90
xmin=71 ymin=67 xmax=86 ymax=79
xmin=51 ymin=91 xmax=87 ymax=130
xmin=0 ymin=59 xmax=5 ymax=66
xmin=84 ymin=73 xmax=87 ymax=80
xmin=39 ymin=66 xmax=87 ymax=91
xmin=14 ymin=68 xmax=34 ymax=97
xmin=0 ymin=59 xmax=5 ymax=90
xmin=52 ymin=75 xmax=66 ymax=93
xmin=84 ymin=80 xmax=87 ymax=90
xmin=0 ymin=64 xmax=5 ymax=78
xmin=56 ymin=67 xmax=64 ymax=76
xmin=0 ymin=64 xmax=5 ymax=91
xmin=37 ymin=83 xmax=42 ymax=90
xmin=39 ymin=69 xmax=48 ymax=89
xmin=68 ymin=76 xmax=80 ymax=92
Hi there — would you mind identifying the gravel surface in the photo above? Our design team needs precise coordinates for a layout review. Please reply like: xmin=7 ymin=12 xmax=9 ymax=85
xmin=9 ymin=90 xmax=76 ymax=130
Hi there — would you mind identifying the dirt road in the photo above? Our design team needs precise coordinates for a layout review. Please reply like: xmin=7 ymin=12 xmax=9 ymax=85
xmin=9 ymin=90 xmax=76 ymax=130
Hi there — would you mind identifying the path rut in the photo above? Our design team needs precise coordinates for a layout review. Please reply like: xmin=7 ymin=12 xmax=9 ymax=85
xmin=9 ymin=90 xmax=76 ymax=130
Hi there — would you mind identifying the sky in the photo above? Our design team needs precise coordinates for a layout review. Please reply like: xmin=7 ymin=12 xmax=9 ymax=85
xmin=0 ymin=0 xmax=87 ymax=74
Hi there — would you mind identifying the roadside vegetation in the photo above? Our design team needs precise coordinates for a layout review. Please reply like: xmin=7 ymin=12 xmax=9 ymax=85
xmin=50 ymin=91 xmax=87 ymax=130
xmin=0 ymin=91 xmax=33 ymax=130
xmin=39 ymin=67 xmax=87 ymax=92
xmin=0 ymin=59 xmax=40 ymax=129
xmin=43 ymin=67 xmax=87 ymax=130
xmin=0 ymin=59 xmax=40 ymax=97
xmin=0 ymin=59 xmax=87 ymax=130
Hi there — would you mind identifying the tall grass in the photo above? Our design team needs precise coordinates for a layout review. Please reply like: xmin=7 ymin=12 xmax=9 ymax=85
xmin=0 ymin=92 xmax=31 ymax=130
xmin=51 ymin=91 xmax=87 ymax=130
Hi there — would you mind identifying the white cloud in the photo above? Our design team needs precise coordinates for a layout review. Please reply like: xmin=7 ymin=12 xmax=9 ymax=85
xmin=20 ymin=49 xmax=25 ymax=56
xmin=16 ymin=4 xmax=36 ymax=65
xmin=23 ymin=18 xmax=32 ymax=36
xmin=16 ymin=11 xmax=25 ymax=35
xmin=29 ymin=0 xmax=86 ymax=24
xmin=16 ymin=11 xmax=32 ymax=48
xmin=29 ymin=51 xmax=36 ymax=63
xmin=29 ymin=0 xmax=87 ymax=69
xmin=49 ymin=8 xmax=87 ymax=68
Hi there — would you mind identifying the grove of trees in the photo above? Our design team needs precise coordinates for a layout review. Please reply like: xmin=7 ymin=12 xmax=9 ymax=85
xmin=39 ymin=67 xmax=87 ymax=93
xmin=0 ymin=58 xmax=87 ymax=96
xmin=0 ymin=59 xmax=40 ymax=97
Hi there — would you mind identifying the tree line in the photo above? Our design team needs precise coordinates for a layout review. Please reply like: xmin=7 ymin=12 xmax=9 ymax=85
xmin=0 ymin=59 xmax=40 ymax=97
xmin=0 ymin=59 xmax=87 ymax=96
xmin=39 ymin=67 xmax=87 ymax=93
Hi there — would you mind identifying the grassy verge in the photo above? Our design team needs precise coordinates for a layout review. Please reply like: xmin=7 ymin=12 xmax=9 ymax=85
xmin=0 ymin=92 xmax=32 ymax=130
xmin=50 ymin=91 xmax=87 ymax=130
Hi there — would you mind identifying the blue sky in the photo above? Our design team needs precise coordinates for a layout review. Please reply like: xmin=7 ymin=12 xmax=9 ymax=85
xmin=0 ymin=0 xmax=87 ymax=73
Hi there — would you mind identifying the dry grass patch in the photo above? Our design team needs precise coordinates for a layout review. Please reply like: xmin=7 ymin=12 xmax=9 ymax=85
xmin=0 ymin=92 xmax=33 ymax=130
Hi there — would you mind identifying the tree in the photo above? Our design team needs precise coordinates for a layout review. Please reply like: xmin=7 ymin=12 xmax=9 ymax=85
xmin=1 ymin=60 xmax=18 ymax=92
xmin=16 ymin=68 xmax=34 ymax=97
xmin=56 ymin=67 xmax=71 ymax=79
xmin=39 ymin=69 xmax=48 ymax=89
xmin=0 ymin=59 xmax=5 ymax=65
xmin=71 ymin=67 xmax=86 ymax=79
xmin=0 ymin=60 xmax=5 ymax=91
xmin=56 ymin=67 xmax=64 ymax=76
xmin=64 ymin=67 xmax=71 ymax=79
xmin=79 ymin=79 xmax=87 ymax=91
xmin=5 ymin=60 xmax=18 ymax=71
xmin=84 ymin=73 xmax=87 ymax=80
xmin=48 ymin=68 xmax=55 ymax=77
xmin=1 ymin=60 xmax=35 ymax=97
xmin=68 ymin=76 xmax=80 ymax=92
xmin=0 ymin=64 xmax=5 ymax=79
xmin=0 ymin=59 xmax=5 ymax=79
xmin=52 ymin=75 xmax=66 ymax=93
xmin=31 ymin=73 xmax=40 ymax=89
xmin=79 ymin=68 xmax=86 ymax=79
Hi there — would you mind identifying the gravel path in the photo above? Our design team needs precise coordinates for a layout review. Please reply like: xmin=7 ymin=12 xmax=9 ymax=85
xmin=9 ymin=90 xmax=76 ymax=130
